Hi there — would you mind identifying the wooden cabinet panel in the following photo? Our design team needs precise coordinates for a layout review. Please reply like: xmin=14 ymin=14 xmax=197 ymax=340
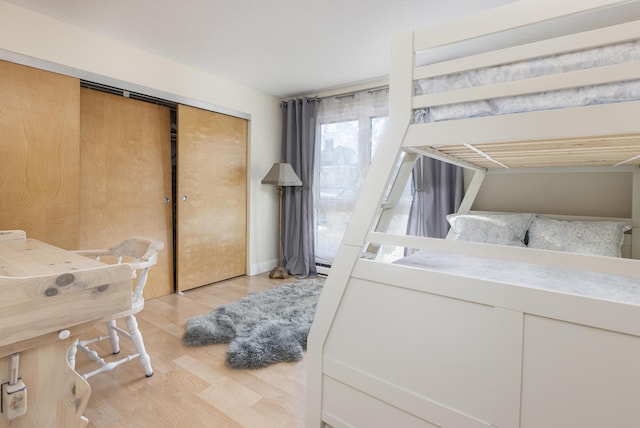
xmin=0 ymin=60 xmax=245 ymax=297
xmin=177 ymin=105 xmax=247 ymax=291
xmin=80 ymin=88 xmax=174 ymax=298
xmin=0 ymin=60 xmax=80 ymax=249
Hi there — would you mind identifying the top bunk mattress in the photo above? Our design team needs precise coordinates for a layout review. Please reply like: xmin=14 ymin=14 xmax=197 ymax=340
xmin=413 ymin=40 xmax=640 ymax=124
xmin=394 ymin=248 xmax=640 ymax=306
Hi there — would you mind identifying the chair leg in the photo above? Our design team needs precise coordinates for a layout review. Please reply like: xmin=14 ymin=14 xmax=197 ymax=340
xmin=124 ymin=314 xmax=153 ymax=377
xmin=106 ymin=319 xmax=120 ymax=354
xmin=67 ymin=339 xmax=79 ymax=370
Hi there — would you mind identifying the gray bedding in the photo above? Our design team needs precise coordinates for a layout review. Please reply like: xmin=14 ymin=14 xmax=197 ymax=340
xmin=394 ymin=248 xmax=640 ymax=305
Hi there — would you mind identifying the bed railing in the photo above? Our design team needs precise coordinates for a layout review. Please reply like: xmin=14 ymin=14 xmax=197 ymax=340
xmin=399 ymin=2 xmax=640 ymax=168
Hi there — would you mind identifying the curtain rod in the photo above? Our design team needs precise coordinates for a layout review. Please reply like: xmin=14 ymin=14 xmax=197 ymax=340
xmin=279 ymin=97 xmax=321 ymax=107
xmin=295 ymin=78 xmax=390 ymax=100
xmin=333 ymin=85 xmax=389 ymax=100
xmin=335 ymin=85 xmax=389 ymax=98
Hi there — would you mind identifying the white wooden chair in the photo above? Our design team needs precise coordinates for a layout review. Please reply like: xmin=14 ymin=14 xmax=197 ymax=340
xmin=68 ymin=237 xmax=164 ymax=379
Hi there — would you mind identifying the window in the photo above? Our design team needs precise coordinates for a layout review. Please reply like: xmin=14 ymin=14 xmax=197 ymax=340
xmin=314 ymin=88 xmax=412 ymax=267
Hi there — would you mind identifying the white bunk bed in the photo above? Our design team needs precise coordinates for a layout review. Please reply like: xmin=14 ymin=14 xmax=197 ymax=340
xmin=306 ymin=1 xmax=640 ymax=427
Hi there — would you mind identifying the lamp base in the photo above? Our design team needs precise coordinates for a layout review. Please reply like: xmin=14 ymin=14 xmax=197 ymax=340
xmin=268 ymin=265 xmax=290 ymax=279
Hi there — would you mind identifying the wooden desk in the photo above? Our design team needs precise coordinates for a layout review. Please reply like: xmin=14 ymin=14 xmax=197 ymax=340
xmin=0 ymin=231 xmax=132 ymax=427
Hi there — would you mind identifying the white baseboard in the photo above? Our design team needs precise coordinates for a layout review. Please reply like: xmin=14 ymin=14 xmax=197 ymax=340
xmin=249 ymin=258 xmax=277 ymax=276
xmin=249 ymin=260 xmax=332 ymax=277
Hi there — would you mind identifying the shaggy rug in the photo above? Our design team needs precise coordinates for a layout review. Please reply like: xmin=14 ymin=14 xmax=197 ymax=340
xmin=181 ymin=278 xmax=324 ymax=369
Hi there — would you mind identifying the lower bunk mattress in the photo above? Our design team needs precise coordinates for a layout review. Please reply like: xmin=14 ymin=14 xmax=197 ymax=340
xmin=394 ymin=248 xmax=640 ymax=304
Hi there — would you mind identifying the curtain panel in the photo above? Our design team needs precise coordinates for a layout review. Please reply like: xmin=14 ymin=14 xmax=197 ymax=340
xmin=281 ymin=97 xmax=319 ymax=277
xmin=405 ymin=156 xmax=464 ymax=255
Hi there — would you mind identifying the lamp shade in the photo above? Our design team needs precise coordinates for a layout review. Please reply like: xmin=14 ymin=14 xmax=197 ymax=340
xmin=261 ymin=162 xmax=302 ymax=186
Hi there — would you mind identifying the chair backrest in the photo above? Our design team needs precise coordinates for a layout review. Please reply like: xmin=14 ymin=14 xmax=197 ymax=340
xmin=108 ymin=237 xmax=163 ymax=264
xmin=112 ymin=237 xmax=163 ymax=301
xmin=106 ymin=237 xmax=164 ymax=301
xmin=79 ymin=237 xmax=164 ymax=302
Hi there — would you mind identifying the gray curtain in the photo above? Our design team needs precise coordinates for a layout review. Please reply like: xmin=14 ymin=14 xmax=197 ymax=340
xmin=281 ymin=97 xmax=319 ymax=277
xmin=405 ymin=156 xmax=464 ymax=254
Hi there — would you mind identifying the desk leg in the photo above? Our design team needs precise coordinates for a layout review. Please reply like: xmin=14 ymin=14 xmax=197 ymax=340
xmin=0 ymin=337 xmax=91 ymax=428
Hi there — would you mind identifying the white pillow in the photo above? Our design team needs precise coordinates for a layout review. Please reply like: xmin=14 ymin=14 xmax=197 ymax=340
xmin=527 ymin=216 xmax=631 ymax=257
xmin=446 ymin=213 xmax=535 ymax=247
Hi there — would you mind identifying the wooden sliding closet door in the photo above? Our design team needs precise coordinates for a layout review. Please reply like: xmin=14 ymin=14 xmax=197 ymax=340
xmin=0 ymin=60 xmax=80 ymax=249
xmin=80 ymin=88 xmax=174 ymax=298
xmin=176 ymin=105 xmax=247 ymax=291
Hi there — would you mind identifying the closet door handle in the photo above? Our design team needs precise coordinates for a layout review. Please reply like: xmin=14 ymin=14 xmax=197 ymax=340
xmin=163 ymin=197 xmax=170 ymax=203
xmin=181 ymin=195 xmax=188 ymax=201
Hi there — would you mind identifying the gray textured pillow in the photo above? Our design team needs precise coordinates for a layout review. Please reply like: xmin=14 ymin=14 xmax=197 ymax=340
xmin=527 ymin=216 xmax=631 ymax=257
xmin=447 ymin=213 xmax=535 ymax=247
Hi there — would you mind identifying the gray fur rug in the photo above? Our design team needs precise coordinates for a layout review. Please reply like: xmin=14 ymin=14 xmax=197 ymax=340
xmin=181 ymin=278 xmax=324 ymax=369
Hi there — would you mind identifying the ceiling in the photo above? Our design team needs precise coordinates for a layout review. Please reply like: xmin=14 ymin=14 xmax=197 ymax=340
xmin=7 ymin=0 xmax=517 ymax=98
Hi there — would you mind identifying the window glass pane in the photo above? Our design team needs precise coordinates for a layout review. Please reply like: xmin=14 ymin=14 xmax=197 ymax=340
xmin=316 ymin=121 xmax=362 ymax=265
xmin=371 ymin=116 xmax=388 ymax=160
xmin=314 ymin=89 xmax=390 ymax=267
xmin=319 ymin=121 xmax=359 ymax=200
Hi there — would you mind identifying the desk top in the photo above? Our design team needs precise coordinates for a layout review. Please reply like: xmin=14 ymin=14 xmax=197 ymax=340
xmin=0 ymin=232 xmax=132 ymax=352
xmin=0 ymin=238 xmax=105 ymax=277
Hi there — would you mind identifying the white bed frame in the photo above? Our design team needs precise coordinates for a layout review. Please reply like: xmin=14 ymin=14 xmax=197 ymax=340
xmin=306 ymin=1 xmax=640 ymax=427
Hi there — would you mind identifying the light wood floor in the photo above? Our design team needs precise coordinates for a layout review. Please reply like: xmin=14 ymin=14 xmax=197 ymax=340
xmin=76 ymin=273 xmax=308 ymax=428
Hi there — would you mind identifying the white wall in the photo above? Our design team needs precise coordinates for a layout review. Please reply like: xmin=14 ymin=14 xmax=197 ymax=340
xmin=0 ymin=0 xmax=280 ymax=277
